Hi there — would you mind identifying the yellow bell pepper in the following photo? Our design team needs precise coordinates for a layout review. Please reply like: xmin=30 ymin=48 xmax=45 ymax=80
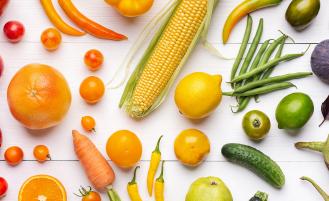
xmin=105 ymin=0 xmax=154 ymax=17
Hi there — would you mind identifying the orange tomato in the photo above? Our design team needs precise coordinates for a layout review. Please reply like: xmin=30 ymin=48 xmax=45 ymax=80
xmin=79 ymin=76 xmax=105 ymax=104
xmin=81 ymin=116 xmax=96 ymax=132
xmin=4 ymin=146 xmax=24 ymax=166
xmin=106 ymin=130 xmax=142 ymax=168
xmin=174 ymin=129 xmax=210 ymax=167
xmin=84 ymin=49 xmax=104 ymax=71
xmin=7 ymin=64 xmax=71 ymax=129
xmin=33 ymin=145 xmax=50 ymax=163
xmin=41 ymin=28 xmax=62 ymax=51
xmin=82 ymin=191 xmax=101 ymax=201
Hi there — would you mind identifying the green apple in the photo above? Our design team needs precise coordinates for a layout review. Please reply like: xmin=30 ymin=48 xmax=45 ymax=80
xmin=185 ymin=177 xmax=233 ymax=201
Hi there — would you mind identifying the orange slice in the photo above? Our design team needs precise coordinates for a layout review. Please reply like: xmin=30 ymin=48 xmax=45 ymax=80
xmin=18 ymin=175 xmax=67 ymax=201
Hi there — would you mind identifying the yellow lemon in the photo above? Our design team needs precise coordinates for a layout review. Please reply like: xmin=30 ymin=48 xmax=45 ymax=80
xmin=174 ymin=72 xmax=222 ymax=119
xmin=174 ymin=129 xmax=210 ymax=167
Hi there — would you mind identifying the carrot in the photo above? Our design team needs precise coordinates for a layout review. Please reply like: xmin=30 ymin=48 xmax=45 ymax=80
xmin=72 ymin=130 xmax=122 ymax=201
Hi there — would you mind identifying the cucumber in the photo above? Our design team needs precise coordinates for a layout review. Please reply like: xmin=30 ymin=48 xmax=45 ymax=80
xmin=221 ymin=143 xmax=285 ymax=188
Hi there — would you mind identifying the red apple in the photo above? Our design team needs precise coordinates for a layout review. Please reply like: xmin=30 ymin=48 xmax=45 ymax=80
xmin=3 ymin=21 xmax=25 ymax=43
xmin=0 ymin=0 xmax=9 ymax=16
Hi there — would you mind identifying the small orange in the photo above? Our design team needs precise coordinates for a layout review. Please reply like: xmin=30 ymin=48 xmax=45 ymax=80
xmin=79 ymin=76 xmax=105 ymax=104
xmin=174 ymin=129 xmax=210 ymax=167
xmin=18 ymin=175 xmax=67 ymax=201
xmin=106 ymin=130 xmax=142 ymax=168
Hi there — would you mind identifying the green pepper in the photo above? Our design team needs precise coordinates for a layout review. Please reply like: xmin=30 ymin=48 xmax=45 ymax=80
xmin=222 ymin=0 xmax=282 ymax=43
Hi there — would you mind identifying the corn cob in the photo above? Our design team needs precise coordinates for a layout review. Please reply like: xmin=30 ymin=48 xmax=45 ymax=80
xmin=120 ymin=0 xmax=219 ymax=118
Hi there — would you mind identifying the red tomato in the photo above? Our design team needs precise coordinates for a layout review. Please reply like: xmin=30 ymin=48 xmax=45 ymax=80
xmin=0 ymin=0 xmax=9 ymax=16
xmin=3 ymin=21 xmax=25 ymax=43
xmin=4 ymin=146 xmax=24 ymax=166
xmin=0 ymin=56 xmax=4 ymax=77
xmin=0 ymin=177 xmax=8 ymax=198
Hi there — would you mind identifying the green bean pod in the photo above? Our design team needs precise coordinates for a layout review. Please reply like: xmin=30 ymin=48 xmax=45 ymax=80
xmin=231 ymin=53 xmax=304 ymax=83
xmin=235 ymin=39 xmax=271 ymax=112
xmin=235 ymin=82 xmax=296 ymax=97
xmin=236 ymin=18 xmax=264 ymax=86
xmin=230 ymin=15 xmax=253 ymax=83
xmin=261 ymin=37 xmax=286 ymax=79
xmin=234 ymin=72 xmax=312 ymax=93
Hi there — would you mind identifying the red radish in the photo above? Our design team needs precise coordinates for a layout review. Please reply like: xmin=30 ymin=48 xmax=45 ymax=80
xmin=0 ymin=177 xmax=8 ymax=198
xmin=0 ymin=0 xmax=9 ymax=16
xmin=3 ymin=21 xmax=25 ymax=43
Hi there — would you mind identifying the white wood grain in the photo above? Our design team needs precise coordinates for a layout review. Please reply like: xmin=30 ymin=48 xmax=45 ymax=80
xmin=0 ymin=0 xmax=328 ymax=200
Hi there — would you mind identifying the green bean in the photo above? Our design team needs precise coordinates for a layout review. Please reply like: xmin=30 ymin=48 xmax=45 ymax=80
xmin=236 ymin=19 xmax=263 ymax=85
xmin=234 ymin=98 xmax=250 ymax=113
xmin=261 ymin=38 xmax=286 ymax=79
xmin=235 ymin=39 xmax=271 ymax=110
xmin=258 ymin=35 xmax=287 ymax=66
xmin=248 ymin=39 xmax=271 ymax=72
xmin=230 ymin=15 xmax=253 ymax=82
xmin=234 ymin=82 xmax=296 ymax=97
xmin=234 ymin=72 xmax=312 ymax=93
xmin=230 ymin=53 xmax=304 ymax=83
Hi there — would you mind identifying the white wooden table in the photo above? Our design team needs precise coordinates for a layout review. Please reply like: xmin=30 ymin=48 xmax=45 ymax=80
xmin=1 ymin=0 xmax=329 ymax=200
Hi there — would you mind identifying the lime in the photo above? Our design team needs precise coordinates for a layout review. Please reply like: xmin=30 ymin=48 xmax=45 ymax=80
xmin=275 ymin=92 xmax=314 ymax=129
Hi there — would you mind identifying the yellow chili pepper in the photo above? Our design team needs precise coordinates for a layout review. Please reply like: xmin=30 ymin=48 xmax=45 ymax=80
xmin=147 ymin=135 xmax=163 ymax=196
xmin=127 ymin=166 xmax=143 ymax=201
xmin=155 ymin=161 xmax=165 ymax=201
xmin=40 ymin=0 xmax=85 ymax=36
xmin=222 ymin=0 xmax=282 ymax=43
xmin=104 ymin=0 xmax=154 ymax=17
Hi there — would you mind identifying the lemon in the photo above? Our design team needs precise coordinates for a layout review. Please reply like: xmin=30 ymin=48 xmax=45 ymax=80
xmin=174 ymin=72 xmax=222 ymax=119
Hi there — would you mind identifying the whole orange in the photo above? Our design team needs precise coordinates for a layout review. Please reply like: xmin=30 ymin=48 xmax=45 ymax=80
xmin=106 ymin=130 xmax=142 ymax=168
xmin=7 ymin=64 xmax=71 ymax=130
xmin=174 ymin=129 xmax=210 ymax=167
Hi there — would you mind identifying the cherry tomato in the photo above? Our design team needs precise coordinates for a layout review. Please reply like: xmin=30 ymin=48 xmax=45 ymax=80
xmin=242 ymin=110 xmax=271 ymax=140
xmin=82 ymin=191 xmax=101 ymax=201
xmin=41 ymin=28 xmax=62 ymax=51
xmin=75 ymin=186 xmax=101 ymax=201
xmin=0 ymin=56 xmax=3 ymax=77
xmin=0 ymin=128 xmax=2 ymax=148
xmin=4 ymin=146 xmax=23 ymax=166
xmin=106 ymin=130 xmax=142 ymax=168
xmin=81 ymin=116 xmax=96 ymax=132
xmin=79 ymin=76 xmax=105 ymax=104
xmin=33 ymin=145 xmax=50 ymax=163
xmin=0 ymin=177 xmax=8 ymax=198
xmin=84 ymin=49 xmax=104 ymax=71
xmin=3 ymin=21 xmax=25 ymax=43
